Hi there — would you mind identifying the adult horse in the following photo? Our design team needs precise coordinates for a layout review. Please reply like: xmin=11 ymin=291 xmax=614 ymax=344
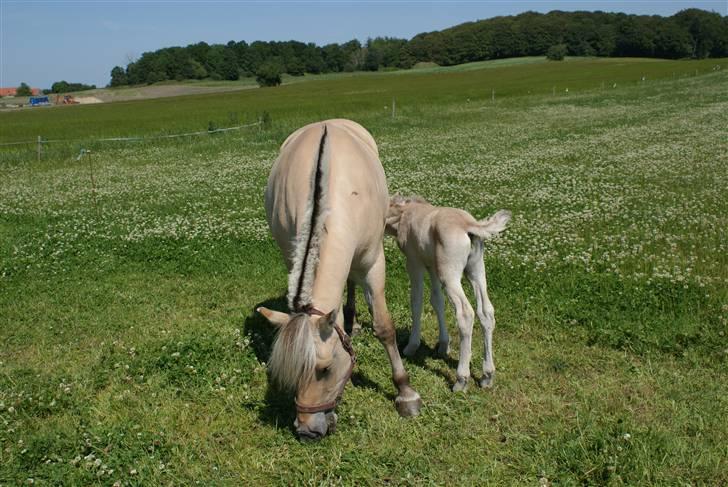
xmin=257 ymin=119 xmax=422 ymax=440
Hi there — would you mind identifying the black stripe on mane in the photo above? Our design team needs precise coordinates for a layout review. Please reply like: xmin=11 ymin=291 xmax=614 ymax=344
xmin=293 ymin=125 xmax=327 ymax=311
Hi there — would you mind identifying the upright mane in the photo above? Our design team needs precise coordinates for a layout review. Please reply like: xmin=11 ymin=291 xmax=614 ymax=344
xmin=268 ymin=314 xmax=317 ymax=392
xmin=287 ymin=125 xmax=331 ymax=311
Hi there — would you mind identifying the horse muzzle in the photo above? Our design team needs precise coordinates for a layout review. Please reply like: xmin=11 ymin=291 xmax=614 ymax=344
xmin=295 ymin=411 xmax=337 ymax=441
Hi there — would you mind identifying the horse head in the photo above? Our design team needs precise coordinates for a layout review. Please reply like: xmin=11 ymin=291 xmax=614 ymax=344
xmin=258 ymin=307 xmax=354 ymax=441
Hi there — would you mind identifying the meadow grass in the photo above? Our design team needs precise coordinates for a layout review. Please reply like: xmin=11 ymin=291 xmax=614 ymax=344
xmin=1 ymin=58 xmax=727 ymax=485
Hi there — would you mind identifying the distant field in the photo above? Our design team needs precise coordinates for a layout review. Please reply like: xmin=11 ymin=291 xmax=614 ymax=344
xmin=0 ymin=57 xmax=549 ymax=109
xmin=79 ymin=81 xmax=260 ymax=103
xmin=1 ymin=58 xmax=727 ymax=484
xmin=0 ymin=56 xmax=593 ymax=108
xmin=1 ymin=57 xmax=724 ymax=145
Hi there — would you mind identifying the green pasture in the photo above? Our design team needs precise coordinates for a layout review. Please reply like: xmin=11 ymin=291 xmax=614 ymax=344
xmin=1 ymin=56 xmax=723 ymax=144
xmin=1 ymin=57 xmax=727 ymax=485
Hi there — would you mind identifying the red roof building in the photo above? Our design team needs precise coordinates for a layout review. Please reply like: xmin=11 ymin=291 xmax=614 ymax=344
xmin=0 ymin=87 xmax=41 ymax=97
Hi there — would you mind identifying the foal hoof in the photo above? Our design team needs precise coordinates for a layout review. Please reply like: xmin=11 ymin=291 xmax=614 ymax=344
xmin=395 ymin=393 xmax=422 ymax=417
xmin=402 ymin=342 xmax=420 ymax=358
xmin=480 ymin=371 xmax=495 ymax=389
xmin=436 ymin=341 xmax=450 ymax=357
xmin=452 ymin=376 xmax=469 ymax=392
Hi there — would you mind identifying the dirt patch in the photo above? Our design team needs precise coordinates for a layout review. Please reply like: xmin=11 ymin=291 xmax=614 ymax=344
xmin=92 ymin=83 xmax=257 ymax=103
xmin=75 ymin=96 xmax=103 ymax=104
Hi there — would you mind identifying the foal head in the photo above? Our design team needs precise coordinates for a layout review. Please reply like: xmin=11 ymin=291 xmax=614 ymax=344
xmin=385 ymin=194 xmax=430 ymax=239
xmin=257 ymin=307 xmax=352 ymax=440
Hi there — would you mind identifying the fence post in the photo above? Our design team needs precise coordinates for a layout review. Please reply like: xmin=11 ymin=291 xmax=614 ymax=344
xmin=392 ymin=97 xmax=396 ymax=118
xmin=37 ymin=135 xmax=41 ymax=161
xmin=86 ymin=149 xmax=99 ymax=216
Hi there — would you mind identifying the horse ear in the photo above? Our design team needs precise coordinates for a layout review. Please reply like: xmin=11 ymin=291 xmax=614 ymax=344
xmin=257 ymin=307 xmax=289 ymax=328
xmin=386 ymin=196 xmax=404 ymax=235
xmin=317 ymin=309 xmax=337 ymax=336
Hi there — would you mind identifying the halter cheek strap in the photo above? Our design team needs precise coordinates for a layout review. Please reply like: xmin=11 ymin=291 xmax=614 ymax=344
xmin=294 ymin=307 xmax=356 ymax=415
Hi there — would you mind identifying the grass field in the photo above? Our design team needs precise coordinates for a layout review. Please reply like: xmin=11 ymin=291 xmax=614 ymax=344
xmin=1 ymin=57 xmax=727 ymax=485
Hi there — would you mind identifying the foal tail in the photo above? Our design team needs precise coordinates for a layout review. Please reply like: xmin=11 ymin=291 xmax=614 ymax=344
xmin=467 ymin=209 xmax=511 ymax=240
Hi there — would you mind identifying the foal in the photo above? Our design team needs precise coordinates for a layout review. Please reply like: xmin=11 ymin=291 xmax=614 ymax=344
xmin=385 ymin=196 xmax=510 ymax=391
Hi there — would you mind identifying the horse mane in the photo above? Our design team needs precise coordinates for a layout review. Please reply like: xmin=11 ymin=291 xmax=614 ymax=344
xmin=287 ymin=125 xmax=331 ymax=311
xmin=268 ymin=314 xmax=316 ymax=392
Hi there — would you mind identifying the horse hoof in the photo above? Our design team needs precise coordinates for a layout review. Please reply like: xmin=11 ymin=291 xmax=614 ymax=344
xmin=452 ymin=377 xmax=469 ymax=392
xmin=402 ymin=342 xmax=419 ymax=357
xmin=480 ymin=371 xmax=495 ymax=388
xmin=436 ymin=341 xmax=450 ymax=357
xmin=395 ymin=393 xmax=422 ymax=417
xmin=350 ymin=322 xmax=362 ymax=337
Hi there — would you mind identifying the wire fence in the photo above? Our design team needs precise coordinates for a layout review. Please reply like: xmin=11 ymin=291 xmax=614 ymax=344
xmin=0 ymin=120 xmax=263 ymax=148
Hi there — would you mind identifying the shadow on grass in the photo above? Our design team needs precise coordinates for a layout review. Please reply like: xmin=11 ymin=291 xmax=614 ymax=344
xmin=242 ymin=295 xmax=296 ymax=433
xmin=243 ymin=295 xmax=286 ymax=364
xmin=396 ymin=328 xmax=461 ymax=389
xmin=349 ymin=318 xmax=396 ymax=401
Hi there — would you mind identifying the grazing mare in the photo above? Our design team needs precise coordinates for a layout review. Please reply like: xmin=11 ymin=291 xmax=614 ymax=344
xmin=258 ymin=119 xmax=422 ymax=440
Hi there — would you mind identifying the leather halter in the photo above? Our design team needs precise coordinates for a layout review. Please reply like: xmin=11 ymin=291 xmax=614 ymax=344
xmin=294 ymin=306 xmax=356 ymax=415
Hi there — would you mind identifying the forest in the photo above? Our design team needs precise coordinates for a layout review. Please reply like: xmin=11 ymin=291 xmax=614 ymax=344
xmin=109 ymin=9 xmax=727 ymax=86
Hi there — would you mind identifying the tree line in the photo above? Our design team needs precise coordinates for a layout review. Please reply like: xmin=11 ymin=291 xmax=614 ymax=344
xmin=43 ymin=81 xmax=97 ymax=95
xmin=109 ymin=8 xmax=727 ymax=87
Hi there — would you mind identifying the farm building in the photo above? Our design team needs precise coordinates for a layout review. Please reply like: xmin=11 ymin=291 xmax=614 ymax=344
xmin=0 ymin=87 xmax=41 ymax=97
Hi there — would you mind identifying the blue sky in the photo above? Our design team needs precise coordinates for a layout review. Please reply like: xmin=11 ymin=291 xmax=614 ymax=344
xmin=1 ymin=1 xmax=726 ymax=89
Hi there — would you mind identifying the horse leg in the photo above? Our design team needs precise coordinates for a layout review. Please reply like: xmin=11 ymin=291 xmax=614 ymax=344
xmin=429 ymin=272 xmax=450 ymax=357
xmin=364 ymin=246 xmax=422 ymax=417
xmin=343 ymin=279 xmax=360 ymax=336
xmin=466 ymin=245 xmax=496 ymax=388
xmin=403 ymin=259 xmax=425 ymax=357
xmin=442 ymin=274 xmax=474 ymax=393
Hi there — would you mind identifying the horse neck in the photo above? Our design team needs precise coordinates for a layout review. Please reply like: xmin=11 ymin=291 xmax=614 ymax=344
xmin=309 ymin=235 xmax=354 ymax=314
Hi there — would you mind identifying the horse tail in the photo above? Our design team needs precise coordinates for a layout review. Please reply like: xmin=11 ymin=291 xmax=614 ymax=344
xmin=467 ymin=209 xmax=511 ymax=241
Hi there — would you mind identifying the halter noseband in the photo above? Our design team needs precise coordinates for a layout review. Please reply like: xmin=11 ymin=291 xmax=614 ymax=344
xmin=294 ymin=306 xmax=356 ymax=415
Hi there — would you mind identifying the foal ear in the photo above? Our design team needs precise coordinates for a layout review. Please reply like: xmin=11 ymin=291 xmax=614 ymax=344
xmin=389 ymin=194 xmax=406 ymax=208
xmin=257 ymin=307 xmax=290 ymax=328
xmin=317 ymin=309 xmax=337 ymax=336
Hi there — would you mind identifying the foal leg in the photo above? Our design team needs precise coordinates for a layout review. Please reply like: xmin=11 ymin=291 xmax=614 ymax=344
xmin=429 ymin=272 xmax=449 ymax=357
xmin=343 ymin=279 xmax=360 ymax=336
xmin=466 ymin=245 xmax=496 ymax=388
xmin=364 ymin=246 xmax=422 ymax=417
xmin=442 ymin=273 xmax=475 ymax=393
xmin=403 ymin=259 xmax=425 ymax=357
